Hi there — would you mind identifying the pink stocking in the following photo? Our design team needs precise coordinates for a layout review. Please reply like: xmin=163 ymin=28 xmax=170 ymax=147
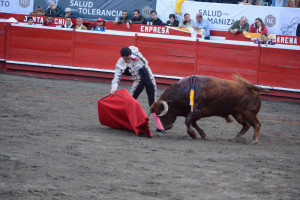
xmin=152 ymin=113 xmax=164 ymax=130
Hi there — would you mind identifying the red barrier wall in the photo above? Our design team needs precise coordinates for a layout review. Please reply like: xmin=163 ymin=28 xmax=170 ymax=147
xmin=225 ymin=32 xmax=251 ymax=42
xmin=73 ymin=31 xmax=136 ymax=69
xmin=137 ymin=36 xmax=196 ymax=77
xmin=0 ymin=22 xmax=5 ymax=60
xmin=2 ymin=24 xmax=300 ymax=101
xmin=7 ymin=25 xmax=73 ymax=66
xmin=196 ymin=41 xmax=259 ymax=83
xmin=258 ymin=47 xmax=300 ymax=89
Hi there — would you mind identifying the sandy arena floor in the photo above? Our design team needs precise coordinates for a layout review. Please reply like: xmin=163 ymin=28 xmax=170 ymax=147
xmin=0 ymin=72 xmax=299 ymax=200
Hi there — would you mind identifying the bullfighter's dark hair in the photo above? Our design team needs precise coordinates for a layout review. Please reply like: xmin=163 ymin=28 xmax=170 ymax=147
xmin=120 ymin=47 xmax=131 ymax=57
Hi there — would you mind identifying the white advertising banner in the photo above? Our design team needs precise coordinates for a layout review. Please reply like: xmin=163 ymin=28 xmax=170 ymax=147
xmin=0 ymin=0 xmax=34 ymax=15
xmin=156 ymin=0 xmax=300 ymax=36
xmin=279 ymin=8 xmax=300 ymax=36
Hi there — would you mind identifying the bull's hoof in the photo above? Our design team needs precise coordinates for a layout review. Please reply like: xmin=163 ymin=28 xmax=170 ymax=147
xmin=234 ymin=137 xmax=247 ymax=144
xmin=250 ymin=140 xmax=258 ymax=145
xmin=189 ymin=134 xmax=197 ymax=139
xmin=200 ymin=133 xmax=206 ymax=140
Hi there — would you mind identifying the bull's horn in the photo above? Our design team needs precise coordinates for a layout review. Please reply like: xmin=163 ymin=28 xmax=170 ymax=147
xmin=157 ymin=101 xmax=168 ymax=117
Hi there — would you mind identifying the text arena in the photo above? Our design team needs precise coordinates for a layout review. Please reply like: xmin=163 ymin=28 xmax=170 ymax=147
xmin=274 ymin=36 xmax=298 ymax=45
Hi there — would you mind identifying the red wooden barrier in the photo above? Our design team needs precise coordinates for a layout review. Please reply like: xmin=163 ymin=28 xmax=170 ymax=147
xmin=0 ymin=22 xmax=5 ymax=60
xmin=258 ymin=46 xmax=300 ymax=89
xmin=196 ymin=41 xmax=259 ymax=83
xmin=225 ymin=32 xmax=251 ymax=42
xmin=0 ymin=22 xmax=5 ymax=70
xmin=73 ymin=31 xmax=136 ymax=70
xmin=0 ymin=13 xmax=75 ymax=26
xmin=137 ymin=36 xmax=196 ymax=77
xmin=7 ymin=25 xmax=73 ymax=66
xmin=1 ymin=24 xmax=300 ymax=101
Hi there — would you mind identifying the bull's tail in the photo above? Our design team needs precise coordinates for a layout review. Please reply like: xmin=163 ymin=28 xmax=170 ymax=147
xmin=233 ymin=74 xmax=269 ymax=93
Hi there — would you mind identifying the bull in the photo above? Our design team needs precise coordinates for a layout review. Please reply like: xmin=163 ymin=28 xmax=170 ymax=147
xmin=151 ymin=75 xmax=269 ymax=144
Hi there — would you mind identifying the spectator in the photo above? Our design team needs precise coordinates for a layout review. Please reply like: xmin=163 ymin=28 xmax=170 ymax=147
xmin=239 ymin=0 xmax=251 ymax=4
xmin=228 ymin=16 xmax=249 ymax=34
xmin=110 ymin=46 xmax=166 ymax=133
xmin=129 ymin=9 xmax=146 ymax=24
xmin=91 ymin=18 xmax=106 ymax=32
xmin=249 ymin=0 xmax=263 ymax=5
xmin=254 ymin=33 xmax=275 ymax=46
xmin=27 ymin=16 xmax=34 ymax=26
xmin=249 ymin=18 xmax=268 ymax=33
xmin=43 ymin=16 xmax=56 ymax=27
xmin=60 ymin=7 xmax=77 ymax=18
xmin=114 ymin=10 xmax=131 ymax=29
xmin=285 ymin=0 xmax=300 ymax=7
xmin=114 ymin=10 xmax=130 ymax=24
xmin=61 ymin=17 xmax=75 ymax=29
xmin=45 ymin=1 xmax=61 ymax=17
xmin=166 ymin=14 xmax=179 ymax=27
xmin=193 ymin=13 xmax=211 ymax=40
xmin=30 ymin=5 xmax=45 ymax=16
xmin=179 ymin=13 xmax=195 ymax=28
xmin=219 ymin=0 xmax=239 ymax=3
xmin=296 ymin=24 xmax=300 ymax=37
xmin=271 ymin=0 xmax=287 ymax=6
xmin=149 ymin=10 xmax=164 ymax=26
xmin=265 ymin=0 xmax=273 ymax=5
xmin=75 ymin=17 xmax=87 ymax=30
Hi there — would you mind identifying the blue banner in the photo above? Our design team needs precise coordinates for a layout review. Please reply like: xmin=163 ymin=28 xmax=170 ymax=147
xmin=33 ymin=0 xmax=157 ymax=21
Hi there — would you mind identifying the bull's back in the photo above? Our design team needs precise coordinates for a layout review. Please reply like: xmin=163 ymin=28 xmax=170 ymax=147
xmin=160 ymin=75 xmax=261 ymax=117
xmin=195 ymin=76 xmax=261 ymax=116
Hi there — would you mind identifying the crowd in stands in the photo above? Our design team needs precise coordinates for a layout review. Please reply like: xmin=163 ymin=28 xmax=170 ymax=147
xmin=188 ymin=0 xmax=300 ymax=7
xmin=24 ymin=0 xmax=298 ymax=41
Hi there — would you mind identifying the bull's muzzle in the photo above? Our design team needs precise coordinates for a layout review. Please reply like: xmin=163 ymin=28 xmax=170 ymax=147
xmin=164 ymin=123 xmax=173 ymax=130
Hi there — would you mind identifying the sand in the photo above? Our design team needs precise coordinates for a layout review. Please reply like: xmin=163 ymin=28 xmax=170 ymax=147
xmin=0 ymin=72 xmax=299 ymax=200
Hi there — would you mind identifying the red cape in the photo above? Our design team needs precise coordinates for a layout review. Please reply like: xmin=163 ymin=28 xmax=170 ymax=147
xmin=98 ymin=89 xmax=153 ymax=137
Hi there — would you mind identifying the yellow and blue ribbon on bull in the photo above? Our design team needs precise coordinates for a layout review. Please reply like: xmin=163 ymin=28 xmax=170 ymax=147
xmin=190 ymin=86 xmax=194 ymax=112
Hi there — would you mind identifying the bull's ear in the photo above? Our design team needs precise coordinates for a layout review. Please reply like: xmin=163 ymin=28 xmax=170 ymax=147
xmin=167 ymin=100 xmax=172 ymax=106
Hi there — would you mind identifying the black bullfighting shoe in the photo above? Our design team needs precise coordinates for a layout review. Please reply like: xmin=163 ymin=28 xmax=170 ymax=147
xmin=156 ymin=128 xmax=167 ymax=133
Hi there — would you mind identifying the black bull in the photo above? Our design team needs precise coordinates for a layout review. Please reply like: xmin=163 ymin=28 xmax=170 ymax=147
xmin=151 ymin=75 xmax=269 ymax=144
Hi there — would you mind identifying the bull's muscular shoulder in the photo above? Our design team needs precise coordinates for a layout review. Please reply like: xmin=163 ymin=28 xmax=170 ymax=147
xmin=161 ymin=76 xmax=204 ymax=99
